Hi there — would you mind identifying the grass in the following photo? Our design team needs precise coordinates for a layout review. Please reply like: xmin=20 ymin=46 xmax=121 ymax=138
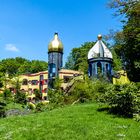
xmin=0 ymin=103 xmax=140 ymax=140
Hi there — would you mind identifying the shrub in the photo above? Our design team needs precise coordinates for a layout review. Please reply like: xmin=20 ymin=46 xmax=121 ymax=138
xmin=104 ymin=83 xmax=140 ymax=118
xmin=67 ymin=80 xmax=92 ymax=104
xmin=47 ymin=89 xmax=64 ymax=109
xmin=0 ymin=101 xmax=6 ymax=117
xmin=3 ymin=89 xmax=12 ymax=102
xmin=35 ymin=102 xmax=48 ymax=112
xmin=90 ymin=80 xmax=108 ymax=102
xmin=63 ymin=78 xmax=108 ymax=105
xmin=41 ymin=100 xmax=49 ymax=105
xmin=14 ymin=91 xmax=27 ymax=105
xmin=28 ymin=102 xmax=36 ymax=110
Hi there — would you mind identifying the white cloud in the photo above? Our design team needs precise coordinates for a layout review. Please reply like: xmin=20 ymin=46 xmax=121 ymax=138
xmin=5 ymin=44 xmax=19 ymax=52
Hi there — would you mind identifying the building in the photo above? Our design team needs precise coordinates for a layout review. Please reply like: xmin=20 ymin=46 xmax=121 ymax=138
xmin=0 ymin=33 xmax=82 ymax=100
xmin=0 ymin=33 xmax=130 ymax=99
xmin=48 ymin=33 xmax=63 ymax=88
xmin=88 ymin=35 xmax=113 ymax=82
xmin=17 ymin=69 xmax=81 ymax=100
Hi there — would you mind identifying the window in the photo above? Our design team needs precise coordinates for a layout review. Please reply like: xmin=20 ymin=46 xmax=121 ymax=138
xmin=97 ymin=62 xmax=102 ymax=75
xmin=22 ymin=79 xmax=28 ymax=85
xmin=48 ymin=63 xmax=56 ymax=78
xmin=28 ymin=88 xmax=32 ymax=95
xmin=64 ymin=76 xmax=72 ymax=83
xmin=31 ymin=80 xmax=38 ymax=85
xmin=106 ymin=64 xmax=109 ymax=71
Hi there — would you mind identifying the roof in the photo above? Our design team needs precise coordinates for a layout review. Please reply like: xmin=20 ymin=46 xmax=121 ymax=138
xmin=88 ymin=35 xmax=113 ymax=59
xmin=59 ymin=69 xmax=82 ymax=74
xmin=21 ymin=69 xmax=82 ymax=77
xmin=48 ymin=33 xmax=63 ymax=53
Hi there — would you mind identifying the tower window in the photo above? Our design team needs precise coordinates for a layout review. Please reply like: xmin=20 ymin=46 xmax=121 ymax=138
xmin=106 ymin=64 xmax=109 ymax=71
xmin=97 ymin=62 xmax=102 ymax=75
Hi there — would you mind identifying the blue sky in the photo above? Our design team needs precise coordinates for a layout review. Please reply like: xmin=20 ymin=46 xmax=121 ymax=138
xmin=0 ymin=0 xmax=122 ymax=64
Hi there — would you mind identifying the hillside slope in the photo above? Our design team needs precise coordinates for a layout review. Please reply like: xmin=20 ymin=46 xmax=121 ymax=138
xmin=0 ymin=103 xmax=140 ymax=140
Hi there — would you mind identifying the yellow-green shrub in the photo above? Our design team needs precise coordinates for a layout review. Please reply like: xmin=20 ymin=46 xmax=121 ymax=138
xmin=28 ymin=102 xmax=36 ymax=110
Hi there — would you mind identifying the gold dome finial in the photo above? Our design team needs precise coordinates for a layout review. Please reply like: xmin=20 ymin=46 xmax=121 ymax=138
xmin=98 ymin=34 xmax=102 ymax=40
xmin=48 ymin=33 xmax=63 ymax=53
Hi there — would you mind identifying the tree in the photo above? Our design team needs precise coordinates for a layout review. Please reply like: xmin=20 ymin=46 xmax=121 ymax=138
xmin=111 ymin=48 xmax=122 ymax=71
xmin=30 ymin=60 xmax=48 ymax=73
xmin=18 ymin=61 xmax=31 ymax=74
xmin=65 ymin=42 xmax=95 ymax=74
xmin=11 ymin=77 xmax=27 ymax=105
xmin=0 ymin=57 xmax=48 ymax=78
xmin=108 ymin=0 xmax=140 ymax=81
xmin=3 ymin=89 xmax=12 ymax=102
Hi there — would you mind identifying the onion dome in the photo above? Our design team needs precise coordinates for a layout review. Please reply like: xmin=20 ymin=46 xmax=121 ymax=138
xmin=48 ymin=33 xmax=63 ymax=53
xmin=88 ymin=34 xmax=113 ymax=59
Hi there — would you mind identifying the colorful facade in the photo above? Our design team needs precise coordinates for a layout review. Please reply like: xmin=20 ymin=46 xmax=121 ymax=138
xmin=14 ymin=69 xmax=81 ymax=100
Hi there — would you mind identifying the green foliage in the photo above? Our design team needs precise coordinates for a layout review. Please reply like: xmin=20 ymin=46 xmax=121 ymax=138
xmin=48 ymin=89 xmax=64 ymax=109
xmin=35 ymin=102 xmax=48 ymax=112
xmin=27 ymin=102 xmax=36 ymax=110
xmin=0 ymin=57 xmax=48 ymax=78
xmin=0 ymin=101 xmax=6 ymax=117
xmin=48 ymin=75 xmax=140 ymax=119
xmin=3 ymin=89 xmax=12 ymax=102
xmin=47 ymin=77 xmax=65 ymax=109
xmin=65 ymin=42 xmax=95 ymax=74
xmin=108 ymin=1 xmax=140 ymax=81
xmin=102 ymin=83 xmax=140 ymax=118
xmin=111 ymin=48 xmax=122 ymax=71
xmin=66 ymin=80 xmax=92 ymax=104
xmin=29 ymin=60 xmax=48 ymax=73
xmin=53 ymin=77 xmax=62 ymax=90
xmin=64 ymin=78 xmax=106 ymax=104
xmin=14 ymin=91 xmax=27 ymax=105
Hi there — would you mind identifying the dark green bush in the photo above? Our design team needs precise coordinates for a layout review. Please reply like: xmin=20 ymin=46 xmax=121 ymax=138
xmin=67 ymin=80 xmax=92 ymax=104
xmin=0 ymin=101 xmax=6 ymax=117
xmin=103 ymin=83 xmax=140 ymax=117
xmin=63 ymin=79 xmax=108 ymax=105
xmin=14 ymin=91 xmax=27 ymax=105
xmin=47 ymin=89 xmax=64 ymax=109
xmin=47 ymin=77 xmax=140 ymax=119
xmin=90 ymin=80 xmax=108 ymax=102
xmin=3 ymin=89 xmax=12 ymax=102
xmin=35 ymin=102 xmax=48 ymax=112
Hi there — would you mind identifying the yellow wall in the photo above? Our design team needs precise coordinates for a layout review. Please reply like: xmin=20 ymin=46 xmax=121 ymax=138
xmin=3 ymin=69 xmax=81 ymax=99
xmin=113 ymin=70 xmax=130 ymax=85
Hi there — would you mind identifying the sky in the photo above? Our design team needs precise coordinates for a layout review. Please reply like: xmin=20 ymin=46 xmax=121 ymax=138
xmin=0 ymin=0 xmax=122 ymax=65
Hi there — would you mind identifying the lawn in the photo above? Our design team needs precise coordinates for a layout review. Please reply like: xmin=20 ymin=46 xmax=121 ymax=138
xmin=0 ymin=103 xmax=140 ymax=140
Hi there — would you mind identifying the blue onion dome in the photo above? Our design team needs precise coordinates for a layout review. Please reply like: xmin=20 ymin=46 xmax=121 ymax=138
xmin=48 ymin=33 xmax=63 ymax=53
